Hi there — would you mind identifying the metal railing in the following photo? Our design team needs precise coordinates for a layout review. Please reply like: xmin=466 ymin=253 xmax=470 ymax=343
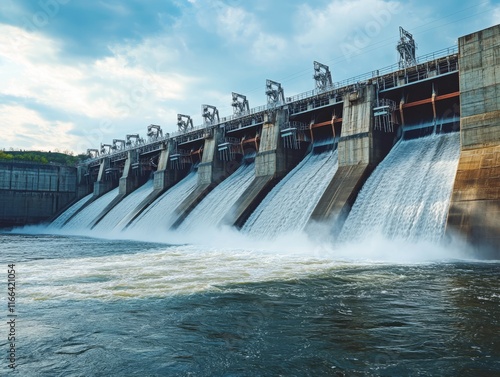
xmin=82 ymin=46 xmax=458 ymax=168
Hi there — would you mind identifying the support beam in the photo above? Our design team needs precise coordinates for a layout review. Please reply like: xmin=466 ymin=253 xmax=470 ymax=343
xmin=447 ymin=24 xmax=500 ymax=256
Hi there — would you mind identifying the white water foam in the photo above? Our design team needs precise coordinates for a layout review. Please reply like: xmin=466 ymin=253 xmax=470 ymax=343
xmin=50 ymin=193 xmax=93 ymax=229
xmin=177 ymin=163 xmax=255 ymax=231
xmin=243 ymin=150 xmax=338 ymax=238
xmin=93 ymin=179 xmax=154 ymax=231
xmin=128 ymin=171 xmax=198 ymax=231
xmin=61 ymin=188 xmax=119 ymax=231
xmin=339 ymin=133 xmax=460 ymax=243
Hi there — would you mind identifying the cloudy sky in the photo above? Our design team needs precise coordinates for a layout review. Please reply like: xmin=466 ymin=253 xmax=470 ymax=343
xmin=1 ymin=0 xmax=499 ymax=154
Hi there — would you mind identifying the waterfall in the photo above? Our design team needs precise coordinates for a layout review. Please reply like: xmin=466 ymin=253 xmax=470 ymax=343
xmin=93 ymin=179 xmax=154 ymax=231
xmin=338 ymin=132 xmax=460 ymax=243
xmin=243 ymin=149 xmax=338 ymax=238
xmin=177 ymin=163 xmax=255 ymax=231
xmin=50 ymin=193 xmax=93 ymax=229
xmin=128 ymin=171 xmax=198 ymax=231
xmin=62 ymin=188 xmax=119 ymax=230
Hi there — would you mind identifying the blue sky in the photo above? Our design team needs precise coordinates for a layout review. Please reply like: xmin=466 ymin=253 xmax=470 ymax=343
xmin=1 ymin=0 xmax=499 ymax=154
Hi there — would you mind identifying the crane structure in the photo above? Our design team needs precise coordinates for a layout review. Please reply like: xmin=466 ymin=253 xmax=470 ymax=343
xmin=87 ymin=148 xmax=99 ymax=158
xmin=202 ymin=105 xmax=220 ymax=125
xmin=231 ymin=92 xmax=249 ymax=115
xmin=266 ymin=79 xmax=285 ymax=105
xmin=112 ymin=139 xmax=126 ymax=151
xmin=126 ymin=134 xmax=144 ymax=147
xmin=177 ymin=114 xmax=193 ymax=133
xmin=147 ymin=124 xmax=163 ymax=141
xmin=313 ymin=61 xmax=333 ymax=91
xmin=100 ymin=143 xmax=112 ymax=155
xmin=397 ymin=26 xmax=417 ymax=69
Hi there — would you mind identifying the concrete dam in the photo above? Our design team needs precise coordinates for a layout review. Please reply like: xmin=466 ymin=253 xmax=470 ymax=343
xmin=4 ymin=25 xmax=499 ymax=255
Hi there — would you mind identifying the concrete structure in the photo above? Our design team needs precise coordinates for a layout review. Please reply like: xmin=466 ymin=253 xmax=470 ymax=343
xmin=0 ymin=161 xmax=76 ymax=228
xmin=4 ymin=24 xmax=499 ymax=256
xmin=447 ymin=25 xmax=500 ymax=254
xmin=225 ymin=110 xmax=306 ymax=228
xmin=309 ymin=84 xmax=389 ymax=233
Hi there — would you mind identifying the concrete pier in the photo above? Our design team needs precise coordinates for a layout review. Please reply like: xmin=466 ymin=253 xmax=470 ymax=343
xmin=93 ymin=157 xmax=115 ymax=197
xmin=447 ymin=25 xmax=500 ymax=254
xmin=0 ymin=161 xmax=77 ymax=228
xmin=309 ymin=84 xmax=393 ymax=234
xmin=122 ymin=141 xmax=182 ymax=227
xmin=227 ymin=110 xmax=305 ymax=228
xmin=171 ymin=128 xmax=232 ymax=228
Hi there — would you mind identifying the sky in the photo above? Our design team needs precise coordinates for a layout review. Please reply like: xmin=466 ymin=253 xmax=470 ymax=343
xmin=1 ymin=0 xmax=499 ymax=155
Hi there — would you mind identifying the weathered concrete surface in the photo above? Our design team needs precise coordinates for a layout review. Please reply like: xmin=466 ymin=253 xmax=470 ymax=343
xmin=123 ymin=142 xmax=184 ymax=228
xmin=226 ymin=110 xmax=305 ymax=228
xmin=93 ymin=157 xmax=114 ymax=197
xmin=447 ymin=25 xmax=500 ymax=255
xmin=0 ymin=161 xmax=77 ymax=228
xmin=171 ymin=129 xmax=231 ymax=228
xmin=309 ymin=84 xmax=393 ymax=233
xmin=447 ymin=146 xmax=500 ymax=253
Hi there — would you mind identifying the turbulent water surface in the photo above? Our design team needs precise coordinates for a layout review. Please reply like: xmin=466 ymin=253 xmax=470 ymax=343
xmin=0 ymin=232 xmax=498 ymax=376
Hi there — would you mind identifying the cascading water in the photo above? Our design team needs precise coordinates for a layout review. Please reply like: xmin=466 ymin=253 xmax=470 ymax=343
xmin=243 ymin=149 xmax=338 ymax=238
xmin=128 ymin=171 xmax=198 ymax=231
xmin=177 ymin=163 xmax=255 ymax=231
xmin=92 ymin=179 xmax=154 ymax=231
xmin=338 ymin=132 xmax=460 ymax=243
xmin=50 ymin=193 xmax=93 ymax=228
xmin=60 ymin=187 xmax=119 ymax=230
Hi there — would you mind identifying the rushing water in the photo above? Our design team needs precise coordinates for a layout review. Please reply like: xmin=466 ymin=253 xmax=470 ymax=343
xmin=243 ymin=149 xmax=338 ymax=238
xmin=2 ymin=132 xmax=499 ymax=375
xmin=0 ymin=231 xmax=498 ymax=376
xmin=128 ymin=171 xmax=198 ymax=232
xmin=62 ymin=188 xmax=119 ymax=231
xmin=339 ymin=133 xmax=460 ymax=243
xmin=50 ymin=193 xmax=93 ymax=228
xmin=93 ymin=179 xmax=154 ymax=232
xmin=178 ymin=163 xmax=255 ymax=232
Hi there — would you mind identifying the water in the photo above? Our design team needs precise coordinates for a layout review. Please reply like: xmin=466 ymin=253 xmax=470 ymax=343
xmin=2 ymin=132 xmax=499 ymax=375
xmin=62 ymin=188 xmax=119 ymax=231
xmin=128 ymin=172 xmax=198 ymax=232
xmin=243 ymin=150 xmax=338 ymax=238
xmin=50 ymin=193 xmax=93 ymax=228
xmin=339 ymin=133 xmax=460 ymax=243
xmin=178 ymin=163 xmax=255 ymax=231
xmin=92 ymin=179 xmax=154 ymax=232
xmin=0 ymin=232 xmax=498 ymax=376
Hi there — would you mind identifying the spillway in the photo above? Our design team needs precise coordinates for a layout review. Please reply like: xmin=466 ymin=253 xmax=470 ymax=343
xmin=128 ymin=171 xmax=198 ymax=231
xmin=61 ymin=188 xmax=119 ymax=230
xmin=50 ymin=193 xmax=93 ymax=229
xmin=243 ymin=149 xmax=339 ymax=238
xmin=177 ymin=163 xmax=255 ymax=231
xmin=338 ymin=132 xmax=460 ymax=243
xmin=93 ymin=179 xmax=154 ymax=232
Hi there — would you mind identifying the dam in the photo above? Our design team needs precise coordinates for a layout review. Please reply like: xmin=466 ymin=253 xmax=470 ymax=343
xmin=4 ymin=25 xmax=500 ymax=255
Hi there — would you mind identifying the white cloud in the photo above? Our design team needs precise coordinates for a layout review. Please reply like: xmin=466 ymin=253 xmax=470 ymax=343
xmin=0 ymin=105 xmax=78 ymax=152
xmin=0 ymin=24 xmax=200 ymax=152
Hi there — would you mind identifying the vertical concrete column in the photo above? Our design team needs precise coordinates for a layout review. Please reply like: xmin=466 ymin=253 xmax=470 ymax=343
xmin=338 ymin=84 xmax=376 ymax=166
xmin=153 ymin=141 xmax=171 ymax=191
xmin=93 ymin=157 xmax=113 ymax=197
xmin=198 ymin=128 xmax=225 ymax=185
xmin=447 ymin=25 xmax=500 ymax=254
xmin=119 ymin=150 xmax=139 ymax=195
xmin=255 ymin=109 xmax=299 ymax=178
xmin=76 ymin=165 xmax=92 ymax=199
xmin=310 ymin=84 xmax=393 ymax=231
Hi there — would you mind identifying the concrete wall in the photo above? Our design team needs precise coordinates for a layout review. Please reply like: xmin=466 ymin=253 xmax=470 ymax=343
xmin=310 ymin=84 xmax=388 ymax=232
xmin=447 ymin=24 xmax=500 ymax=254
xmin=0 ymin=161 xmax=77 ymax=228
